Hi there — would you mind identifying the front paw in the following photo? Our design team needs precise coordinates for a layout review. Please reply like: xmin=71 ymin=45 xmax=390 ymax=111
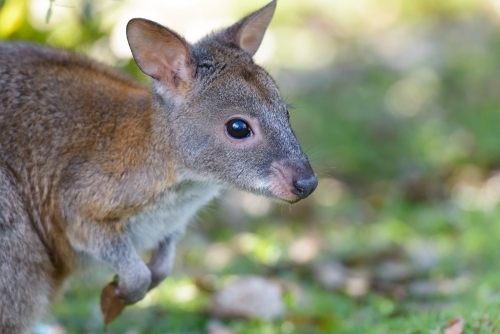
xmin=147 ymin=236 xmax=177 ymax=291
xmin=114 ymin=265 xmax=152 ymax=305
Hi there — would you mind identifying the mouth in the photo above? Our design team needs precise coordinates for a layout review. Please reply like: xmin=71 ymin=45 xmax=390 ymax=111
xmin=287 ymin=197 xmax=304 ymax=204
xmin=263 ymin=181 xmax=304 ymax=205
xmin=231 ymin=177 xmax=301 ymax=204
xmin=238 ymin=184 xmax=301 ymax=204
xmin=265 ymin=192 xmax=302 ymax=204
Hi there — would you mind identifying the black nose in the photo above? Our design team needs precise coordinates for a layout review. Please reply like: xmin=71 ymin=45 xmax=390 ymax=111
xmin=292 ymin=174 xmax=318 ymax=199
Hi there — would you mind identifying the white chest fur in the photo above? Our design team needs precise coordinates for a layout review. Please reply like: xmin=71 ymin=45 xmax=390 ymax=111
xmin=126 ymin=180 xmax=221 ymax=253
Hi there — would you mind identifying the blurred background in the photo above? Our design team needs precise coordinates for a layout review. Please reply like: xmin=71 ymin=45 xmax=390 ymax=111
xmin=3 ymin=0 xmax=500 ymax=333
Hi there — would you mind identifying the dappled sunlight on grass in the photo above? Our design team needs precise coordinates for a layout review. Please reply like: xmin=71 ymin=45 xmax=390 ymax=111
xmin=147 ymin=277 xmax=205 ymax=311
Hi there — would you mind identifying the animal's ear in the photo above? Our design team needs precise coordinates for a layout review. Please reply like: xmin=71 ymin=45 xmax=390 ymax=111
xmin=216 ymin=0 xmax=276 ymax=57
xmin=127 ymin=18 xmax=193 ymax=90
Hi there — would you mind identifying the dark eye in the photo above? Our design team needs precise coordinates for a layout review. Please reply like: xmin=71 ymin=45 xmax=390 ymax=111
xmin=286 ymin=109 xmax=290 ymax=120
xmin=226 ymin=119 xmax=252 ymax=139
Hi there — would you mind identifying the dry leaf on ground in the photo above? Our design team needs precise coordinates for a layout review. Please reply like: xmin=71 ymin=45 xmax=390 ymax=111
xmin=445 ymin=316 xmax=464 ymax=334
xmin=100 ymin=279 xmax=126 ymax=330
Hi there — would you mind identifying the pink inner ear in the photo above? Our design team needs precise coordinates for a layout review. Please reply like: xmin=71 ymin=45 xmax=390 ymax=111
xmin=127 ymin=19 xmax=191 ymax=87
xmin=236 ymin=2 xmax=276 ymax=56
xmin=241 ymin=34 xmax=258 ymax=50
xmin=155 ymin=44 xmax=188 ymax=84
xmin=238 ymin=27 xmax=265 ymax=57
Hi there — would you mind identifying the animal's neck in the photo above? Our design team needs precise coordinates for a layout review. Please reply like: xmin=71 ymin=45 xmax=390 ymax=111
xmin=146 ymin=87 xmax=202 ymax=183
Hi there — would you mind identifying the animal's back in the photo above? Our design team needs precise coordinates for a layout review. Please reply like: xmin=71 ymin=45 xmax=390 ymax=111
xmin=0 ymin=42 xmax=151 ymax=170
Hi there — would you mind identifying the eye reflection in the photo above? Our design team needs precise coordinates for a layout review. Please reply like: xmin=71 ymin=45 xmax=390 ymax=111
xmin=226 ymin=119 xmax=252 ymax=139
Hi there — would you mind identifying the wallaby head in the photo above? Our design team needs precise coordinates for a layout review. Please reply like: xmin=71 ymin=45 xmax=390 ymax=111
xmin=127 ymin=0 xmax=317 ymax=203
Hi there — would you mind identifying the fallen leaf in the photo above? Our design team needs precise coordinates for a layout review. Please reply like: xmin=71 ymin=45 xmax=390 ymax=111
xmin=100 ymin=277 xmax=126 ymax=330
xmin=445 ymin=316 xmax=464 ymax=334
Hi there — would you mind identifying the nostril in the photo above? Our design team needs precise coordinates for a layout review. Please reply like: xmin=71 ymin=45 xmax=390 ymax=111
xmin=292 ymin=176 xmax=318 ymax=199
xmin=292 ymin=180 xmax=305 ymax=196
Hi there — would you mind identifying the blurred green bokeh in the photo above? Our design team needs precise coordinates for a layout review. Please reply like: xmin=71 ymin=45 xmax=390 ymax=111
xmin=3 ymin=0 xmax=500 ymax=333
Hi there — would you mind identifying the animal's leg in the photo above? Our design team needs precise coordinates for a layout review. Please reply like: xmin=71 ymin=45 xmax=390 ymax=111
xmin=66 ymin=219 xmax=152 ymax=304
xmin=148 ymin=232 xmax=181 ymax=290
xmin=0 ymin=172 xmax=53 ymax=334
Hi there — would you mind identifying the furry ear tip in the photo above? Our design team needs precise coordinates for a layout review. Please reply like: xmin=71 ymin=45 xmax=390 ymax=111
xmin=127 ymin=18 xmax=142 ymax=28
xmin=126 ymin=18 xmax=146 ymax=38
xmin=127 ymin=18 xmax=161 ymax=32
xmin=265 ymin=0 xmax=277 ymax=10
xmin=256 ymin=1 xmax=277 ymax=16
xmin=253 ymin=1 xmax=277 ymax=27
